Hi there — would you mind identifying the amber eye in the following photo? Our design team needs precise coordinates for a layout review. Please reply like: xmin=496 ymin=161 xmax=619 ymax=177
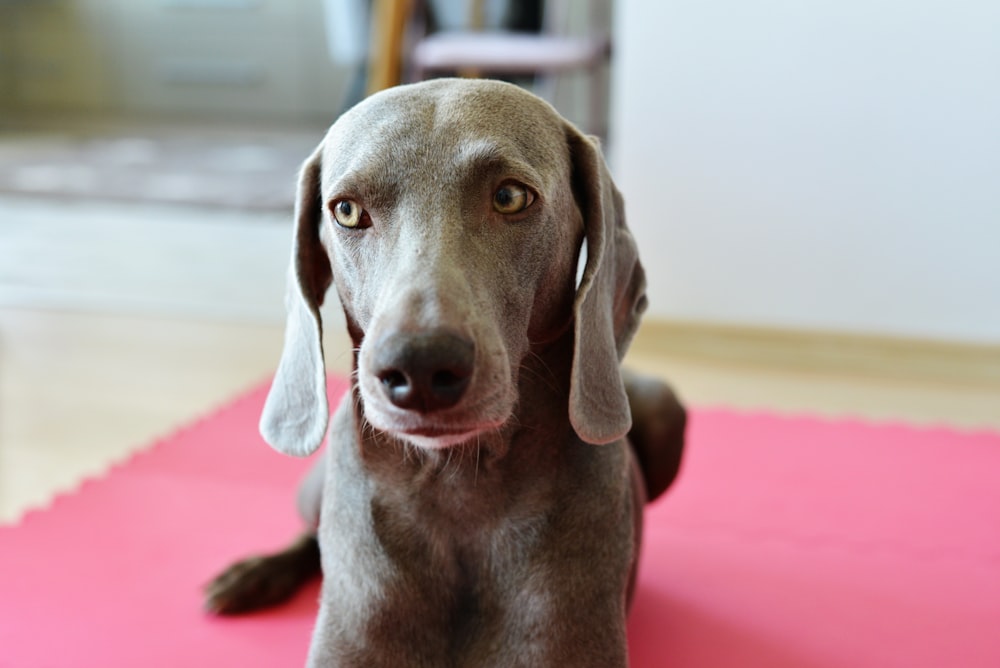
xmin=331 ymin=199 xmax=364 ymax=228
xmin=493 ymin=182 xmax=535 ymax=214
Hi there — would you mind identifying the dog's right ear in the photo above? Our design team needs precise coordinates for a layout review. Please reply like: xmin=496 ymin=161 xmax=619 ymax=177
xmin=259 ymin=147 xmax=332 ymax=457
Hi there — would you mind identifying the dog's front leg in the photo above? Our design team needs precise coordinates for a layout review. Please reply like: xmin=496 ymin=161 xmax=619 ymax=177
xmin=203 ymin=457 xmax=326 ymax=615
xmin=203 ymin=532 xmax=321 ymax=615
xmin=296 ymin=451 xmax=326 ymax=530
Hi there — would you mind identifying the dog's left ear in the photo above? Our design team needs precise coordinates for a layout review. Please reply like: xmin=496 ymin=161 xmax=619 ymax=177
xmin=566 ymin=126 xmax=648 ymax=445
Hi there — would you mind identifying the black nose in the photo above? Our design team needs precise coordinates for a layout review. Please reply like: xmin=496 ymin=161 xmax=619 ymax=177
xmin=372 ymin=330 xmax=475 ymax=413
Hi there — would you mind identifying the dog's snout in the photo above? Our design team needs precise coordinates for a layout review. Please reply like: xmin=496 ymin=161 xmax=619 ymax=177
xmin=373 ymin=330 xmax=475 ymax=413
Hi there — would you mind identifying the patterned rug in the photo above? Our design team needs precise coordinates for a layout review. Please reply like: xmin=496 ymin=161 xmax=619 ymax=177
xmin=0 ymin=123 xmax=323 ymax=211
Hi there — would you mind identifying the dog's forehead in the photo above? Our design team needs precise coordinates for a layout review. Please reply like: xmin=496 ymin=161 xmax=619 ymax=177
xmin=319 ymin=80 xmax=570 ymax=183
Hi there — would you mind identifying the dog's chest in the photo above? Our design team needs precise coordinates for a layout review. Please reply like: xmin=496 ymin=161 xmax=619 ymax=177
xmin=319 ymin=431 xmax=632 ymax=666
xmin=371 ymin=456 xmax=549 ymax=562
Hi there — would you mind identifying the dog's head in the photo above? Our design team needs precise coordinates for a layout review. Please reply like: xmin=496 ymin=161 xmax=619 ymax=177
xmin=260 ymin=79 xmax=646 ymax=456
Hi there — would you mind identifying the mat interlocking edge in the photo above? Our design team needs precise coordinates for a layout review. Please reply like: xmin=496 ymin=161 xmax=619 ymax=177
xmin=1 ymin=377 xmax=998 ymax=667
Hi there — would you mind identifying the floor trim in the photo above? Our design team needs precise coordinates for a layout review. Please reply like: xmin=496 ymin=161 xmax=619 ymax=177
xmin=631 ymin=320 xmax=1000 ymax=387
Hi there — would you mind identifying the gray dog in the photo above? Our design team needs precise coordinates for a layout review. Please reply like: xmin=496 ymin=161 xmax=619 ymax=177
xmin=206 ymin=79 xmax=686 ymax=667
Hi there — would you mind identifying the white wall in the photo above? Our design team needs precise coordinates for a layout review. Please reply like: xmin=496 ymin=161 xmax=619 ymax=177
xmin=610 ymin=0 xmax=1000 ymax=344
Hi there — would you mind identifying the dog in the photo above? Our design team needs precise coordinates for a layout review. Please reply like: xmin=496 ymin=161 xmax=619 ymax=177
xmin=205 ymin=78 xmax=686 ymax=667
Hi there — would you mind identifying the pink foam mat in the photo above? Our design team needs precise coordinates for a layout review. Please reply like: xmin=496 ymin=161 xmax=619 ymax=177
xmin=1 ymin=377 xmax=998 ymax=667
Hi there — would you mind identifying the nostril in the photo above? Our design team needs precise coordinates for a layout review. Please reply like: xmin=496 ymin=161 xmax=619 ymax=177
xmin=380 ymin=369 xmax=409 ymax=391
xmin=379 ymin=369 xmax=414 ymax=406
xmin=432 ymin=369 xmax=467 ymax=391
xmin=429 ymin=368 xmax=472 ymax=408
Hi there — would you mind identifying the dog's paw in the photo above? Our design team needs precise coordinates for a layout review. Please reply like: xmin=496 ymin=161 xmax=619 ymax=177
xmin=623 ymin=371 xmax=687 ymax=502
xmin=203 ymin=534 xmax=321 ymax=615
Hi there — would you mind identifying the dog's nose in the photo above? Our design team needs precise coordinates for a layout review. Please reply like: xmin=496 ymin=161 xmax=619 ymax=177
xmin=372 ymin=330 xmax=475 ymax=413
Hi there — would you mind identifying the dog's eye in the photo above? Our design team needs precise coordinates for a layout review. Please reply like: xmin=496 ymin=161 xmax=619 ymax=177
xmin=330 ymin=199 xmax=366 ymax=228
xmin=493 ymin=182 xmax=534 ymax=214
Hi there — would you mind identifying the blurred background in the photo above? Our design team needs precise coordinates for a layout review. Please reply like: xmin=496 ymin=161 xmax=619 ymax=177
xmin=1 ymin=0 xmax=998 ymax=523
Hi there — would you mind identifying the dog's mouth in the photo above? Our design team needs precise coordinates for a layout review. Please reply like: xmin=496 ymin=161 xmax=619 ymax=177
xmin=394 ymin=424 xmax=496 ymax=450
xmin=362 ymin=389 xmax=513 ymax=450
xmin=406 ymin=425 xmax=474 ymax=438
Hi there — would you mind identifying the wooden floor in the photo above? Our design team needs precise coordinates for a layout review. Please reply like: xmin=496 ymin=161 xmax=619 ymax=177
xmin=3 ymin=306 xmax=998 ymax=525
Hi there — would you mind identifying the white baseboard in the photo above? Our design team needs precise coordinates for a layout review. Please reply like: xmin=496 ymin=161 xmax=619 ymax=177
xmin=631 ymin=319 xmax=1000 ymax=387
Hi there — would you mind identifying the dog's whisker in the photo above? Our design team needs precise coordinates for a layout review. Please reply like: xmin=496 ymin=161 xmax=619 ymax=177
xmin=444 ymin=447 xmax=461 ymax=482
xmin=525 ymin=347 xmax=558 ymax=380
xmin=474 ymin=436 xmax=483 ymax=487
xmin=519 ymin=354 xmax=561 ymax=397
xmin=516 ymin=363 xmax=555 ymax=395
xmin=395 ymin=436 xmax=411 ymax=464
xmin=331 ymin=346 xmax=357 ymax=367
xmin=503 ymin=412 xmax=536 ymax=434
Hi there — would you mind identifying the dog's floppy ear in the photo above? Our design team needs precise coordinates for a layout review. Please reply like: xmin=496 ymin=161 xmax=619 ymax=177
xmin=259 ymin=147 xmax=332 ymax=457
xmin=567 ymin=127 xmax=648 ymax=445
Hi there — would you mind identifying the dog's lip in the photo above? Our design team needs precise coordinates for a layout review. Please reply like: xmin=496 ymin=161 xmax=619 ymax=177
xmin=391 ymin=418 xmax=506 ymax=446
xmin=392 ymin=424 xmax=495 ymax=450
xmin=398 ymin=419 xmax=506 ymax=438
xmin=359 ymin=379 xmax=512 ymax=446
xmin=403 ymin=426 xmax=475 ymax=438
